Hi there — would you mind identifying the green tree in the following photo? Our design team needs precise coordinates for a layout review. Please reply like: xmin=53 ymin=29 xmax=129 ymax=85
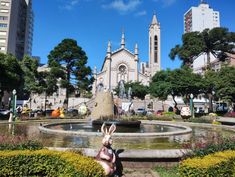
xmin=0 ymin=53 xmax=23 ymax=108
xmin=201 ymin=70 xmax=218 ymax=112
xmin=125 ymin=81 xmax=149 ymax=100
xmin=114 ymin=81 xmax=148 ymax=100
xmin=48 ymin=39 xmax=93 ymax=109
xmin=150 ymin=69 xmax=172 ymax=101
xmin=37 ymin=71 xmax=58 ymax=111
xmin=20 ymin=56 xmax=41 ymax=99
xmin=150 ymin=67 xmax=203 ymax=111
xmin=215 ymin=66 xmax=235 ymax=106
xmin=169 ymin=27 xmax=235 ymax=68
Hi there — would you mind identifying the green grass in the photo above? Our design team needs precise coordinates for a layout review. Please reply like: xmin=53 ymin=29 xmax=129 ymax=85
xmin=154 ymin=166 xmax=179 ymax=177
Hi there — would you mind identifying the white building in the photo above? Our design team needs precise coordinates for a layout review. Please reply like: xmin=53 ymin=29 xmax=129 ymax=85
xmin=92 ymin=14 xmax=161 ymax=94
xmin=184 ymin=1 xmax=220 ymax=74
xmin=184 ymin=1 xmax=220 ymax=33
xmin=0 ymin=0 xmax=34 ymax=59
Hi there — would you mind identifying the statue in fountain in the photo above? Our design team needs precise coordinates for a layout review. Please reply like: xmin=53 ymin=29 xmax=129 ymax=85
xmin=119 ymin=80 xmax=126 ymax=99
xmin=127 ymin=87 xmax=132 ymax=102
xmin=96 ymin=123 xmax=116 ymax=176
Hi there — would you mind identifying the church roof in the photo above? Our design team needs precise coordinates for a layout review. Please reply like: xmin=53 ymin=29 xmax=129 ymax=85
xmin=112 ymin=47 xmax=135 ymax=56
xmin=100 ymin=47 xmax=135 ymax=71
xmin=151 ymin=14 xmax=158 ymax=25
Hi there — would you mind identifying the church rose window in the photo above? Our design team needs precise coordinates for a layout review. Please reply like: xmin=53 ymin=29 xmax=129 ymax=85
xmin=119 ymin=65 xmax=126 ymax=73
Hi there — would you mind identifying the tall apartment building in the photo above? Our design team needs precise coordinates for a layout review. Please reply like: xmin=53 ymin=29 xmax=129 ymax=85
xmin=0 ymin=0 xmax=33 ymax=60
xmin=184 ymin=1 xmax=220 ymax=74
xmin=184 ymin=1 xmax=220 ymax=33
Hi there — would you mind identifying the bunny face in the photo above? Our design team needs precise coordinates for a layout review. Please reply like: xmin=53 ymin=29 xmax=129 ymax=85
xmin=101 ymin=123 xmax=116 ymax=147
xmin=102 ymin=134 xmax=112 ymax=146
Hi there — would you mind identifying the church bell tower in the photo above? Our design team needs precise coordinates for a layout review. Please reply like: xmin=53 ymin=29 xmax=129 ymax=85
xmin=149 ymin=13 xmax=161 ymax=76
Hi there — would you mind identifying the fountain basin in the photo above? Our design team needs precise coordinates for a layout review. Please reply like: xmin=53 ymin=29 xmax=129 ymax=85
xmin=39 ymin=121 xmax=192 ymax=137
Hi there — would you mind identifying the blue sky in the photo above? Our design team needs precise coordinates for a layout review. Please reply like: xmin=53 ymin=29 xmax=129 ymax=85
xmin=32 ymin=0 xmax=235 ymax=71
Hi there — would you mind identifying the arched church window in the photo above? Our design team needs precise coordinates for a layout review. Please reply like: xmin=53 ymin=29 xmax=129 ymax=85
xmin=154 ymin=52 xmax=158 ymax=63
xmin=97 ymin=83 xmax=104 ymax=92
xmin=118 ymin=64 xmax=128 ymax=83
xmin=154 ymin=35 xmax=158 ymax=48
xmin=119 ymin=65 xmax=126 ymax=73
xmin=154 ymin=35 xmax=158 ymax=63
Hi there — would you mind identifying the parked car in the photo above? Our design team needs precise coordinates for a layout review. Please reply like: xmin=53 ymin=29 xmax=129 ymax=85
xmin=30 ymin=109 xmax=44 ymax=117
xmin=43 ymin=109 xmax=54 ymax=116
xmin=146 ymin=109 xmax=154 ymax=116
xmin=136 ymin=108 xmax=147 ymax=115
xmin=0 ymin=109 xmax=10 ymax=120
xmin=195 ymin=107 xmax=204 ymax=113
xmin=67 ymin=109 xmax=79 ymax=117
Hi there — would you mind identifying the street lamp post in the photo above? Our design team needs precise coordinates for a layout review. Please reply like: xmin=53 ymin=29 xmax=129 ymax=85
xmin=190 ymin=93 xmax=194 ymax=119
xmin=12 ymin=89 xmax=17 ymax=121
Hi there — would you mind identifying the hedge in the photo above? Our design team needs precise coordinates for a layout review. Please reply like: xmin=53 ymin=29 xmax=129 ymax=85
xmin=179 ymin=150 xmax=235 ymax=177
xmin=0 ymin=149 xmax=104 ymax=177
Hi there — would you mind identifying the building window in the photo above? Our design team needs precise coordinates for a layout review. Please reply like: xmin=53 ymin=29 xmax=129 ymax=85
xmin=154 ymin=35 xmax=158 ymax=63
xmin=1 ymin=2 xmax=9 ymax=6
xmin=0 ymin=16 xmax=8 ymax=21
xmin=0 ymin=31 xmax=6 ymax=35
xmin=0 ymin=46 xmax=5 ymax=51
xmin=118 ymin=64 xmax=128 ymax=82
xmin=0 ymin=39 xmax=6 ymax=43
xmin=119 ymin=65 xmax=126 ymax=73
xmin=0 ymin=23 xmax=7 ymax=28
xmin=0 ymin=9 xmax=9 ymax=13
xmin=154 ymin=52 xmax=158 ymax=63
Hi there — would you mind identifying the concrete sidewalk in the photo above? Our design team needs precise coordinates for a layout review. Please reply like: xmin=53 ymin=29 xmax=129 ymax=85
xmin=122 ymin=168 xmax=160 ymax=177
xmin=217 ymin=117 xmax=235 ymax=125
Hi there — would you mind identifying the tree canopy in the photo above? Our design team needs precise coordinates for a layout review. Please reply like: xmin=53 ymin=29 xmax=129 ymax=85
xmin=169 ymin=27 xmax=235 ymax=68
xmin=0 ymin=53 xmax=23 ymax=93
xmin=114 ymin=81 xmax=148 ymax=100
xmin=215 ymin=66 xmax=235 ymax=103
xmin=20 ymin=55 xmax=41 ymax=97
xmin=48 ymin=38 xmax=94 ymax=108
xmin=150 ymin=67 xmax=203 ymax=110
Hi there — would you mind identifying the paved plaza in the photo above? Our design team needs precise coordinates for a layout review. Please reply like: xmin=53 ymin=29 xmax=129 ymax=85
xmin=123 ymin=168 xmax=159 ymax=177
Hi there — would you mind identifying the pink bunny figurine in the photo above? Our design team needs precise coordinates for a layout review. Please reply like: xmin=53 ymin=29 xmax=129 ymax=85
xmin=96 ymin=123 xmax=116 ymax=176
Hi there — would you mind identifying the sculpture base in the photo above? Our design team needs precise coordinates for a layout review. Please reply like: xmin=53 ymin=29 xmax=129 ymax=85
xmin=92 ymin=120 xmax=141 ymax=128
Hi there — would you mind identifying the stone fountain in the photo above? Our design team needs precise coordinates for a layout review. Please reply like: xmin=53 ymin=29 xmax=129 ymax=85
xmin=90 ymin=91 xmax=114 ymax=119
xmin=90 ymin=84 xmax=140 ymax=127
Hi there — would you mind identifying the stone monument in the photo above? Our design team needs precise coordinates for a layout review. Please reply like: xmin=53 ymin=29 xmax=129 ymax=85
xmin=90 ymin=91 xmax=114 ymax=119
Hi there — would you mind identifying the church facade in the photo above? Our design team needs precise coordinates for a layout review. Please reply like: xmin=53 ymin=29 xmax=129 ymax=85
xmin=92 ymin=14 xmax=161 ymax=94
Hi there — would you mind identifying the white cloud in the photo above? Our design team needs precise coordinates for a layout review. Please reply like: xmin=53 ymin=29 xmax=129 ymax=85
xmin=153 ymin=0 xmax=176 ymax=7
xmin=102 ymin=0 xmax=142 ymax=14
xmin=61 ymin=0 xmax=80 ymax=10
xmin=135 ymin=10 xmax=147 ymax=17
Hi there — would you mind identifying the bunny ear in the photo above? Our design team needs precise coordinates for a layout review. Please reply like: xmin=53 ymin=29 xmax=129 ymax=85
xmin=108 ymin=124 xmax=116 ymax=135
xmin=101 ymin=123 xmax=106 ymax=134
xmin=101 ymin=123 xmax=109 ymax=135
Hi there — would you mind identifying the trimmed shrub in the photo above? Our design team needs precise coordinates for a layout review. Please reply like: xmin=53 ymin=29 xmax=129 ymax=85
xmin=179 ymin=150 xmax=235 ymax=177
xmin=182 ymin=135 xmax=235 ymax=158
xmin=0 ymin=149 xmax=104 ymax=177
xmin=162 ymin=112 xmax=176 ymax=116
